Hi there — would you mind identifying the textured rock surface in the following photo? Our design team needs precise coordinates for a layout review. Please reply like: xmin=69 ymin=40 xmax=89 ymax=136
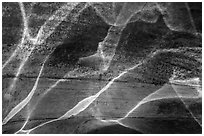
xmin=2 ymin=2 xmax=202 ymax=134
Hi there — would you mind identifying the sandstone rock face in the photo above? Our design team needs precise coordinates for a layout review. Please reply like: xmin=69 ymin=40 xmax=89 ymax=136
xmin=2 ymin=2 xmax=202 ymax=134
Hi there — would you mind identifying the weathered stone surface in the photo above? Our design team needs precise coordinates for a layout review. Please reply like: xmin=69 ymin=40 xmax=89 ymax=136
xmin=2 ymin=2 xmax=202 ymax=134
